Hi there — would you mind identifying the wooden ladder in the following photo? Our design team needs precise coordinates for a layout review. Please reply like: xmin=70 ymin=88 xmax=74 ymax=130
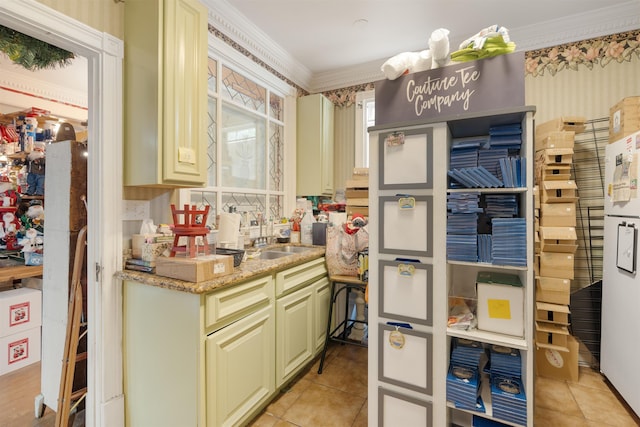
xmin=55 ymin=225 xmax=88 ymax=427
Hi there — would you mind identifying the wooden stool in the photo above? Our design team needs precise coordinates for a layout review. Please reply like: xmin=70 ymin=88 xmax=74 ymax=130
xmin=170 ymin=204 xmax=210 ymax=258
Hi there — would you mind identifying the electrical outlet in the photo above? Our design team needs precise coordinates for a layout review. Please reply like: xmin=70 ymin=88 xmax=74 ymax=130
xmin=122 ymin=200 xmax=150 ymax=221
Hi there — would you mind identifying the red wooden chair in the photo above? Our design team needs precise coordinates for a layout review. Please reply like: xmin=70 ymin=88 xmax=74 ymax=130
xmin=170 ymin=204 xmax=210 ymax=258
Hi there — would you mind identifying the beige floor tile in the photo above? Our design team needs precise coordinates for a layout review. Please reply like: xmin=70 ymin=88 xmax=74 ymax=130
xmin=282 ymin=383 xmax=365 ymax=427
xmin=534 ymin=376 xmax=583 ymax=417
xmin=333 ymin=343 xmax=368 ymax=364
xmin=571 ymin=366 xmax=611 ymax=392
xmin=568 ymin=383 xmax=639 ymax=427
xmin=266 ymin=378 xmax=313 ymax=418
xmin=352 ymin=399 xmax=368 ymax=427
xmin=248 ymin=411 xmax=279 ymax=427
xmin=306 ymin=355 xmax=367 ymax=398
xmin=534 ymin=406 xmax=591 ymax=427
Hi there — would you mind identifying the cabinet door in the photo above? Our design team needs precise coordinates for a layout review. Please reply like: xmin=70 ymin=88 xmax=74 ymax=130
xmin=296 ymin=94 xmax=334 ymax=196
xmin=163 ymin=0 xmax=208 ymax=185
xmin=314 ymin=276 xmax=331 ymax=352
xmin=206 ymin=304 xmax=275 ymax=427
xmin=276 ymin=285 xmax=315 ymax=387
xmin=124 ymin=0 xmax=207 ymax=187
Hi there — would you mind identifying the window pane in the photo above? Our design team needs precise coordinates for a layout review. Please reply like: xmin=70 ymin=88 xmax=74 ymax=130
xmin=269 ymin=194 xmax=283 ymax=221
xmin=222 ymin=192 xmax=265 ymax=224
xmin=207 ymin=57 xmax=217 ymax=93
xmin=221 ymin=65 xmax=266 ymax=113
xmin=207 ymin=97 xmax=217 ymax=186
xmin=221 ymin=105 xmax=266 ymax=189
xmin=364 ymin=99 xmax=376 ymax=168
xmin=269 ymin=93 xmax=284 ymax=121
xmin=269 ymin=122 xmax=284 ymax=191
xmin=190 ymin=191 xmax=217 ymax=228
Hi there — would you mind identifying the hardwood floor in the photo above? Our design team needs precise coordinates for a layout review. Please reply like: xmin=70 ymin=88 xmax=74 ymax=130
xmin=0 ymin=362 xmax=84 ymax=427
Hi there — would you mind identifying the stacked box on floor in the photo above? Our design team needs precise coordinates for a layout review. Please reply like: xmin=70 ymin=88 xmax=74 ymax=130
xmin=345 ymin=167 xmax=369 ymax=217
xmin=0 ymin=287 xmax=42 ymax=375
xmin=608 ymin=96 xmax=640 ymax=144
xmin=533 ymin=117 xmax=584 ymax=381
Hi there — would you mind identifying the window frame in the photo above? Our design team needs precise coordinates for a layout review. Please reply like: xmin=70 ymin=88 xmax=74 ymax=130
xmin=180 ymin=41 xmax=297 ymax=226
xmin=355 ymin=89 xmax=375 ymax=168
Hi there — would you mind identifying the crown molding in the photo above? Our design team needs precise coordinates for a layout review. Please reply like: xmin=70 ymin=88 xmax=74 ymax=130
xmin=204 ymin=0 xmax=313 ymax=91
xmin=509 ymin=1 xmax=640 ymax=52
xmin=310 ymin=59 xmax=384 ymax=93
xmin=204 ymin=0 xmax=640 ymax=93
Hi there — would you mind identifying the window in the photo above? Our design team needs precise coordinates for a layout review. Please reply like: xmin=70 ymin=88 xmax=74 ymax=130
xmin=185 ymin=52 xmax=292 ymax=228
xmin=355 ymin=90 xmax=375 ymax=168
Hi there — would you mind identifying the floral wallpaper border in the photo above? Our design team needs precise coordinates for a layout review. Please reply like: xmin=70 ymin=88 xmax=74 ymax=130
xmin=525 ymin=28 xmax=640 ymax=77
xmin=210 ymin=25 xmax=640 ymax=107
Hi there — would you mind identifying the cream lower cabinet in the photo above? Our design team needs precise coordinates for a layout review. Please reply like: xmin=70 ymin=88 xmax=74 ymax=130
xmin=206 ymin=304 xmax=275 ymax=427
xmin=275 ymin=258 xmax=329 ymax=387
xmin=124 ymin=257 xmax=328 ymax=427
xmin=313 ymin=277 xmax=331 ymax=352
xmin=276 ymin=285 xmax=314 ymax=387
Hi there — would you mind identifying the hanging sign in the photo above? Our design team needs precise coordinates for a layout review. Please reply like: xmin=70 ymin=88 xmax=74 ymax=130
xmin=374 ymin=51 xmax=525 ymax=126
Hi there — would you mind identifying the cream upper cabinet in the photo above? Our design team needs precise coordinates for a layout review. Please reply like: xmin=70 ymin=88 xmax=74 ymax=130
xmin=296 ymin=94 xmax=334 ymax=196
xmin=124 ymin=0 xmax=208 ymax=187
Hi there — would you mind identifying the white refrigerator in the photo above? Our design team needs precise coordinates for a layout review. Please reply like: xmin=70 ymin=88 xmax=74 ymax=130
xmin=601 ymin=130 xmax=640 ymax=417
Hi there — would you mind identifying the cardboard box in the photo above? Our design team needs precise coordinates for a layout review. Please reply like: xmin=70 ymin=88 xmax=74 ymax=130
xmin=536 ymin=277 xmax=571 ymax=305
xmin=536 ymin=116 xmax=586 ymax=140
xmin=345 ymin=189 xmax=369 ymax=199
xmin=0 ymin=288 xmax=42 ymax=338
xmin=535 ymin=130 xmax=575 ymax=151
xmin=155 ymin=254 xmax=234 ymax=282
xmin=533 ymin=185 xmax=540 ymax=209
xmin=476 ymin=272 xmax=524 ymax=337
xmin=539 ymin=227 xmax=578 ymax=253
xmin=536 ymin=148 xmax=574 ymax=165
xmin=536 ymin=321 xmax=569 ymax=349
xmin=0 ymin=326 xmax=41 ymax=375
xmin=537 ymin=165 xmax=572 ymax=182
xmin=609 ymin=96 xmax=640 ymax=143
xmin=346 ymin=205 xmax=369 ymax=217
xmin=539 ymin=252 xmax=575 ymax=279
xmin=541 ymin=180 xmax=578 ymax=203
xmin=345 ymin=179 xmax=369 ymax=189
xmin=536 ymin=301 xmax=570 ymax=325
xmin=536 ymin=335 xmax=579 ymax=381
xmin=540 ymin=203 xmax=576 ymax=227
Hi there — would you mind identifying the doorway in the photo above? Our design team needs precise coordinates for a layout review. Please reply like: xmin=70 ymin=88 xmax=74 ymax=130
xmin=0 ymin=2 xmax=124 ymax=426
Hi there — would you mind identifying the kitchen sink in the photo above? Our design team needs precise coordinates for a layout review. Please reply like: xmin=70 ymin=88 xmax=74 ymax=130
xmin=248 ymin=250 xmax=292 ymax=260
xmin=267 ymin=245 xmax=314 ymax=253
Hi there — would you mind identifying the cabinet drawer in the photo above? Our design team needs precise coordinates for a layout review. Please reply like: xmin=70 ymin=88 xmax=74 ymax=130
xmin=275 ymin=258 xmax=327 ymax=297
xmin=205 ymin=275 xmax=274 ymax=332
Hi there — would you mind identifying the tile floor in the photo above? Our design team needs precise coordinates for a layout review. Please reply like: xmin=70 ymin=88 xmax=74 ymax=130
xmin=249 ymin=341 xmax=640 ymax=427
xmin=249 ymin=342 xmax=368 ymax=427
xmin=3 ymin=343 xmax=638 ymax=426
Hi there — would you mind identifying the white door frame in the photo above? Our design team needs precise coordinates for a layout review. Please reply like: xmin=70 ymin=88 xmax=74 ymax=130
xmin=0 ymin=1 xmax=124 ymax=426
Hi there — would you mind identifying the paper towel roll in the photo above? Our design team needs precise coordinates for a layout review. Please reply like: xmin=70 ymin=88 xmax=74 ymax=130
xmin=218 ymin=213 xmax=241 ymax=249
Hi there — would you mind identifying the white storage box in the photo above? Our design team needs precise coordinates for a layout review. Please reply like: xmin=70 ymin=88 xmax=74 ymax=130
xmin=0 ymin=287 xmax=42 ymax=338
xmin=476 ymin=272 xmax=524 ymax=337
xmin=0 ymin=326 xmax=41 ymax=375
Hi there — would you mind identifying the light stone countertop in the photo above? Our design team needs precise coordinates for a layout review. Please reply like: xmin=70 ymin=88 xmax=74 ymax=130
xmin=115 ymin=244 xmax=326 ymax=294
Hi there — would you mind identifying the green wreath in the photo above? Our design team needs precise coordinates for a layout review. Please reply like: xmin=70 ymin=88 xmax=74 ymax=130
xmin=0 ymin=25 xmax=74 ymax=71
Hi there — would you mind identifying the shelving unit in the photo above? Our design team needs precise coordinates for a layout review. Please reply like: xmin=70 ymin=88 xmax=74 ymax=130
xmin=368 ymin=106 xmax=535 ymax=427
